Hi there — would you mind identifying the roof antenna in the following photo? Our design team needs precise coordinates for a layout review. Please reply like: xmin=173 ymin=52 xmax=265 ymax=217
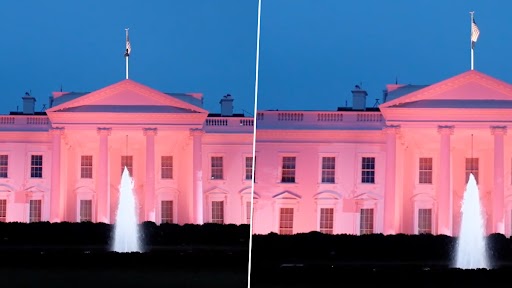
xmin=395 ymin=76 xmax=398 ymax=85
xmin=60 ymin=84 xmax=63 ymax=92
xmin=373 ymin=99 xmax=380 ymax=107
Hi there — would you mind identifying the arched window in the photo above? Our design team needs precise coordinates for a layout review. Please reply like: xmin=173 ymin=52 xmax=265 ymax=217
xmin=314 ymin=190 xmax=342 ymax=234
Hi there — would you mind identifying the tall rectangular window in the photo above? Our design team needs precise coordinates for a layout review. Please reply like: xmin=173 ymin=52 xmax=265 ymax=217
xmin=30 ymin=155 xmax=43 ymax=178
xmin=29 ymin=200 xmax=42 ymax=222
xmin=360 ymin=208 xmax=374 ymax=234
xmin=161 ymin=200 xmax=173 ymax=223
xmin=211 ymin=201 xmax=224 ymax=224
xmin=418 ymin=208 xmax=432 ymax=234
xmin=279 ymin=207 xmax=294 ymax=235
xmin=361 ymin=157 xmax=375 ymax=184
xmin=246 ymin=201 xmax=252 ymax=224
xmin=0 ymin=199 xmax=6 ymax=222
xmin=418 ymin=157 xmax=432 ymax=184
xmin=0 ymin=155 xmax=8 ymax=178
xmin=321 ymin=157 xmax=335 ymax=183
xmin=121 ymin=156 xmax=133 ymax=176
xmin=80 ymin=200 xmax=92 ymax=222
xmin=211 ymin=157 xmax=224 ymax=180
xmin=319 ymin=207 xmax=334 ymax=234
xmin=281 ymin=157 xmax=296 ymax=183
xmin=245 ymin=156 xmax=253 ymax=181
xmin=465 ymin=158 xmax=479 ymax=183
xmin=161 ymin=156 xmax=173 ymax=179
xmin=80 ymin=155 xmax=93 ymax=179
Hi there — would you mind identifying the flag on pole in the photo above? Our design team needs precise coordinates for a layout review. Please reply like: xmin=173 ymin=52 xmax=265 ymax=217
xmin=471 ymin=18 xmax=480 ymax=49
xmin=125 ymin=30 xmax=131 ymax=57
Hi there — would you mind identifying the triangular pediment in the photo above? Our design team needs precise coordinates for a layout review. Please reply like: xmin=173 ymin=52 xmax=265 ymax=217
xmin=272 ymin=190 xmax=301 ymax=200
xmin=380 ymin=70 xmax=512 ymax=109
xmin=47 ymin=79 xmax=208 ymax=114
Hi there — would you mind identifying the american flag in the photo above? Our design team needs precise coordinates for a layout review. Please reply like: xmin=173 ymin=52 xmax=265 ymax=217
xmin=125 ymin=31 xmax=131 ymax=57
xmin=471 ymin=18 xmax=480 ymax=49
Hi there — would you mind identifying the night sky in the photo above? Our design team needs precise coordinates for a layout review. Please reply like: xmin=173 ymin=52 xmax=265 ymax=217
xmin=2 ymin=1 xmax=510 ymax=115
xmin=257 ymin=0 xmax=512 ymax=111
xmin=0 ymin=0 xmax=258 ymax=115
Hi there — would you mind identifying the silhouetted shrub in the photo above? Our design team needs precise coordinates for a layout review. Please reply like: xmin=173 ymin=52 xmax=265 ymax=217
xmin=0 ymin=221 xmax=250 ymax=247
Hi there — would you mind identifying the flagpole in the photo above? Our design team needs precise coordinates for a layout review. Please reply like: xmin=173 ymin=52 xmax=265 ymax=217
xmin=125 ymin=28 xmax=129 ymax=79
xmin=470 ymin=11 xmax=474 ymax=70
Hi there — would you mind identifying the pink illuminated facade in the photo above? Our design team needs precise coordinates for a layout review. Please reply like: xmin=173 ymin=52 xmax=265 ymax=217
xmin=253 ymin=70 xmax=512 ymax=237
xmin=0 ymin=79 xmax=254 ymax=225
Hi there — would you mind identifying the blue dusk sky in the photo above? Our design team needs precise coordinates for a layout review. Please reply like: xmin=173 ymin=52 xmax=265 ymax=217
xmin=0 ymin=0 xmax=258 ymax=115
xmin=258 ymin=0 xmax=512 ymax=111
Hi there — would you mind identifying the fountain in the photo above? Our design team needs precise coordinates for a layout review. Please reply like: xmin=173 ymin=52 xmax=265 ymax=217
xmin=454 ymin=173 xmax=489 ymax=269
xmin=112 ymin=166 xmax=142 ymax=252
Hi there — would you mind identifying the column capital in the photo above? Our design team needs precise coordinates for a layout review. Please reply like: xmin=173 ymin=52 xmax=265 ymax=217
xmin=190 ymin=128 xmax=205 ymax=137
xmin=143 ymin=128 xmax=158 ymax=136
xmin=491 ymin=126 xmax=507 ymax=136
xmin=382 ymin=125 xmax=400 ymax=134
xmin=97 ymin=127 xmax=112 ymax=136
xmin=437 ymin=125 xmax=454 ymax=135
xmin=50 ymin=127 xmax=65 ymax=135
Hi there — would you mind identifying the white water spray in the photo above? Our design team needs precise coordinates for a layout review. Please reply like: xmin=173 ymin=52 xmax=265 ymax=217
xmin=112 ymin=166 xmax=142 ymax=252
xmin=455 ymin=173 xmax=489 ymax=269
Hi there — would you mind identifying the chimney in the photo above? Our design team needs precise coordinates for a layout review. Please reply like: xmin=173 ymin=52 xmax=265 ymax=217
xmin=351 ymin=85 xmax=368 ymax=110
xmin=22 ymin=92 xmax=36 ymax=114
xmin=220 ymin=94 xmax=234 ymax=116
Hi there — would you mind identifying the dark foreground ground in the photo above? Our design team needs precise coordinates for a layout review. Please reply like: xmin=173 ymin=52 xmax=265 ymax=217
xmin=250 ymin=263 xmax=512 ymax=288
xmin=1 ymin=246 xmax=249 ymax=288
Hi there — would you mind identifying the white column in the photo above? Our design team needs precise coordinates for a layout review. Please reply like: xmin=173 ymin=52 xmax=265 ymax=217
xmin=144 ymin=128 xmax=157 ymax=223
xmin=383 ymin=125 xmax=399 ymax=235
xmin=437 ymin=126 xmax=454 ymax=236
xmin=97 ymin=128 xmax=111 ymax=223
xmin=492 ymin=126 xmax=507 ymax=234
xmin=50 ymin=127 xmax=64 ymax=222
xmin=190 ymin=128 xmax=204 ymax=224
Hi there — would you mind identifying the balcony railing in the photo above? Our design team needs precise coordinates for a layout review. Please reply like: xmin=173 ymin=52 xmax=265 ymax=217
xmin=0 ymin=116 xmax=50 ymax=131
xmin=204 ymin=117 xmax=254 ymax=133
xmin=255 ymin=111 xmax=384 ymax=130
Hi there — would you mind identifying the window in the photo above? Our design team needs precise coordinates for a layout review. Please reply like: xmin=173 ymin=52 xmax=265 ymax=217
xmin=30 ymin=155 xmax=43 ymax=178
xmin=319 ymin=208 xmax=334 ymax=234
xmin=279 ymin=207 xmax=294 ymax=235
xmin=161 ymin=200 xmax=173 ymax=223
xmin=0 ymin=200 xmax=6 ymax=222
xmin=80 ymin=200 xmax=92 ymax=222
xmin=418 ymin=208 xmax=432 ymax=234
xmin=211 ymin=157 xmax=223 ymax=180
xmin=418 ymin=157 xmax=432 ymax=184
xmin=246 ymin=201 xmax=252 ymax=224
xmin=245 ymin=156 xmax=253 ymax=181
xmin=281 ymin=157 xmax=296 ymax=183
xmin=80 ymin=155 xmax=93 ymax=179
xmin=161 ymin=156 xmax=173 ymax=179
xmin=121 ymin=156 xmax=133 ymax=176
xmin=0 ymin=155 xmax=8 ymax=178
xmin=321 ymin=157 xmax=335 ymax=183
xmin=360 ymin=208 xmax=374 ymax=234
xmin=211 ymin=201 xmax=224 ymax=224
xmin=361 ymin=157 xmax=375 ymax=184
xmin=465 ymin=158 xmax=479 ymax=183
xmin=29 ymin=200 xmax=42 ymax=222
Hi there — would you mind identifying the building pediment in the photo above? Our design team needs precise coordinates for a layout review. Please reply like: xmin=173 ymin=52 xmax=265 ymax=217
xmin=380 ymin=70 xmax=512 ymax=124
xmin=381 ymin=70 xmax=512 ymax=109
xmin=272 ymin=190 xmax=301 ymax=200
xmin=313 ymin=190 xmax=341 ymax=200
xmin=47 ymin=79 xmax=208 ymax=115
xmin=46 ymin=79 xmax=209 ymax=126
